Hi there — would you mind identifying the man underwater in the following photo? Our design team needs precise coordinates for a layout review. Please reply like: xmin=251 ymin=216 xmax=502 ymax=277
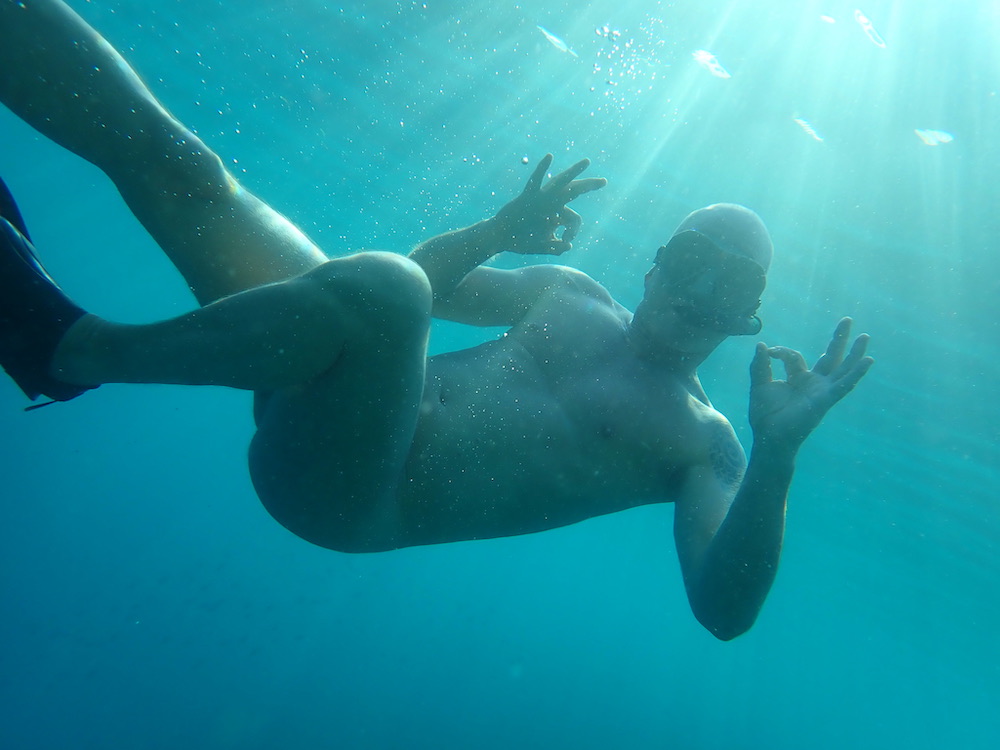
xmin=0 ymin=0 xmax=871 ymax=640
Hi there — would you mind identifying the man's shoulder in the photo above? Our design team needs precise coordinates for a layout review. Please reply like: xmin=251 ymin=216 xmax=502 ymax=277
xmin=510 ymin=267 xmax=628 ymax=360
xmin=687 ymin=393 xmax=740 ymax=442
xmin=687 ymin=401 xmax=746 ymax=487
xmin=532 ymin=264 xmax=626 ymax=316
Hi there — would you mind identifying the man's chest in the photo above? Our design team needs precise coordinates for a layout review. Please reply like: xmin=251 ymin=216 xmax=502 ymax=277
xmin=550 ymin=359 xmax=707 ymax=474
xmin=501 ymin=323 xmax=710 ymax=494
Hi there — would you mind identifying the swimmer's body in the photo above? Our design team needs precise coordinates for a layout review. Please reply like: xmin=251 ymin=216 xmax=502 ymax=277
xmin=0 ymin=0 xmax=872 ymax=640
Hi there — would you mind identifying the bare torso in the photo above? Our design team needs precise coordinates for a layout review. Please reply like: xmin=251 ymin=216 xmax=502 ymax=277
xmin=398 ymin=282 xmax=727 ymax=546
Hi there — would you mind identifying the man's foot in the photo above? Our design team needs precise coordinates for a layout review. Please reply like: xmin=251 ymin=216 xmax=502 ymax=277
xmin=0 ymin=179 xmax=94 ymax=407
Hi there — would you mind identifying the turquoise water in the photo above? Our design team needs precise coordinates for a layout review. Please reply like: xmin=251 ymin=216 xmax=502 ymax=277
xmin=1 ymin=1 xmax=998 ymax=747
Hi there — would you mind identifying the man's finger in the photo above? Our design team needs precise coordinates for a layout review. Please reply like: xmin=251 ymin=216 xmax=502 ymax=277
xmin=546 ymin=158 xmax=591 ymax=192
xmin=830 ymin=356 xmax=874 ymax=402
xmin=814 ymin=317 xmax=852 ymax=375
xmin=769 ymin=346 xmax=809 ymax=379
xmin=535 ymin=239 xmax=571 ymax=255
xmin=550 ymin=240 xmax=573 ymax=255
xmin=750 ymin=342 xmax=773 ymax=388
xmin=834 ymin=334 xmax=870 ymax=378
xmin=560 ymin=207 xmax=583 ymax=243
xmin=525 ymin=154 xmax=553 ymax=193
xmin=565 ymin=177 xmax=608 ymax=202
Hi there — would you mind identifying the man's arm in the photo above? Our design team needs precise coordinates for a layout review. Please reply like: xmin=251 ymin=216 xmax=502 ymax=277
xmin=408 ymin=155 xmax=606 ymax=326
xmin=673 ymin=423 xmax=793 ymax=641
xmin=674 ymin=319 xmax=874 ymax=640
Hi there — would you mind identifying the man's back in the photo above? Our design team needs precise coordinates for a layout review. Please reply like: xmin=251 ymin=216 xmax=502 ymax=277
xmin=399 ymin=270 xmax=729 ymax=547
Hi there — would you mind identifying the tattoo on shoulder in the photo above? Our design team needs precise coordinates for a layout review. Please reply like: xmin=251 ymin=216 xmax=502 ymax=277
xmin=708 ymin=423 xmax=745 ymax=489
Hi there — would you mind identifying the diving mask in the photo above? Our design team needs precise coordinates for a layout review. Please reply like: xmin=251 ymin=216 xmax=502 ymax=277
xmin=654 ymin=230 xmax=766 ymax=336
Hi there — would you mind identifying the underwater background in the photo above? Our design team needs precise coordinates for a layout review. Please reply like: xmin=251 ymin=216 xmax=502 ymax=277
xmin=1 ymin=0 xmax=998 ymax=747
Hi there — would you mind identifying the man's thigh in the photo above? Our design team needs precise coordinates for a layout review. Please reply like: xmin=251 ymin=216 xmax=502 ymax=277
xmin=247 ymin=252 xmax=431 ymax=552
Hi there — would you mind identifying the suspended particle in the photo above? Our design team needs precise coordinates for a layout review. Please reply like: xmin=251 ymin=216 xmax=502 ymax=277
xmin=854 ymin=9 xmax=886 ymax=48
xmin=914 ymin=129 xmax=954 ymax=146
xmin=793 ymin=117 xmax=824 ymax=142
xmin=692 ymin=49 xmax=731 ymax=79
xmin=536 ymin=25 xmax=578 ymax=57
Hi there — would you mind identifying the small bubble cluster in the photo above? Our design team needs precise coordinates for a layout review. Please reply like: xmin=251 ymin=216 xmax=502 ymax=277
xmin=590 ymin=19 xmax=670 ymax=112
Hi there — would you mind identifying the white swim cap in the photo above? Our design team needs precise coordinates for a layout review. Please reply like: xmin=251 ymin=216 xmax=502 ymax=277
xmin=669 ymin=203 xmax=772 ymax=272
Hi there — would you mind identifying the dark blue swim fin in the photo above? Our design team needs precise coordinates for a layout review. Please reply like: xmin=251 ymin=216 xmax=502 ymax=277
xmin=0 ymin=177 xmax=94 ymax=409
xmin=0 ymin=176 xmax=31 ymax=241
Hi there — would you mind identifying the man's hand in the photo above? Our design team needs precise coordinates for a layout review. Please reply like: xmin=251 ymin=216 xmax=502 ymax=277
xmin=492 ymin=154 xmax=607 ymax=255
xmin=749 ymin=317 xmax=874 ymax=452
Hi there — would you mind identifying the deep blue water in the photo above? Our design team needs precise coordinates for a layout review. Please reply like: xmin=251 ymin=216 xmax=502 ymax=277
xmin=1 ymin=1 xmax=998 ymax=748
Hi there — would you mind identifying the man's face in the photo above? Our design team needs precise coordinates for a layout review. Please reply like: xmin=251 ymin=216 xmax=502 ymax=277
xmin=647 ymin=230 xmax=766 ymax=337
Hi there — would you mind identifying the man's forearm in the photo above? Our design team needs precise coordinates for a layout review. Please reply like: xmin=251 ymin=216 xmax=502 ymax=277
xmin=691 ymin=444 xmax=796 ymax=640
xmin=408 ymin=218 xmax=505 ymax=301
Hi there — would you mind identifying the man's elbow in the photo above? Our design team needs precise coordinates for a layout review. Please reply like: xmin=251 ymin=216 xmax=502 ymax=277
xmin=702 ymin=618 xmax=753 ymax=641
xmin=691 ymin=602 xmax=759 ymax=641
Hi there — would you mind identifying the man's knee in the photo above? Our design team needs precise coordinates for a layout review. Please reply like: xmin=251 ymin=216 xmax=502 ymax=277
xmin=307 ymin=252 xmax=432 ymax=334
xmin=135 ymin=129 xmax=235 ymax=203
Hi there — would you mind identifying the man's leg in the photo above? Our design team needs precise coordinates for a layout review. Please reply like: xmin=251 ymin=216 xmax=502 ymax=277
xmin=1 ymin=1 xmax=430 ymax=550
xmin=47 ymin=251 xmax=432 ymax=551
xmin=248 ymin=255 xmax=433 ymax=554
xmin=0 ymin=0 xmax=327 ymax=305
